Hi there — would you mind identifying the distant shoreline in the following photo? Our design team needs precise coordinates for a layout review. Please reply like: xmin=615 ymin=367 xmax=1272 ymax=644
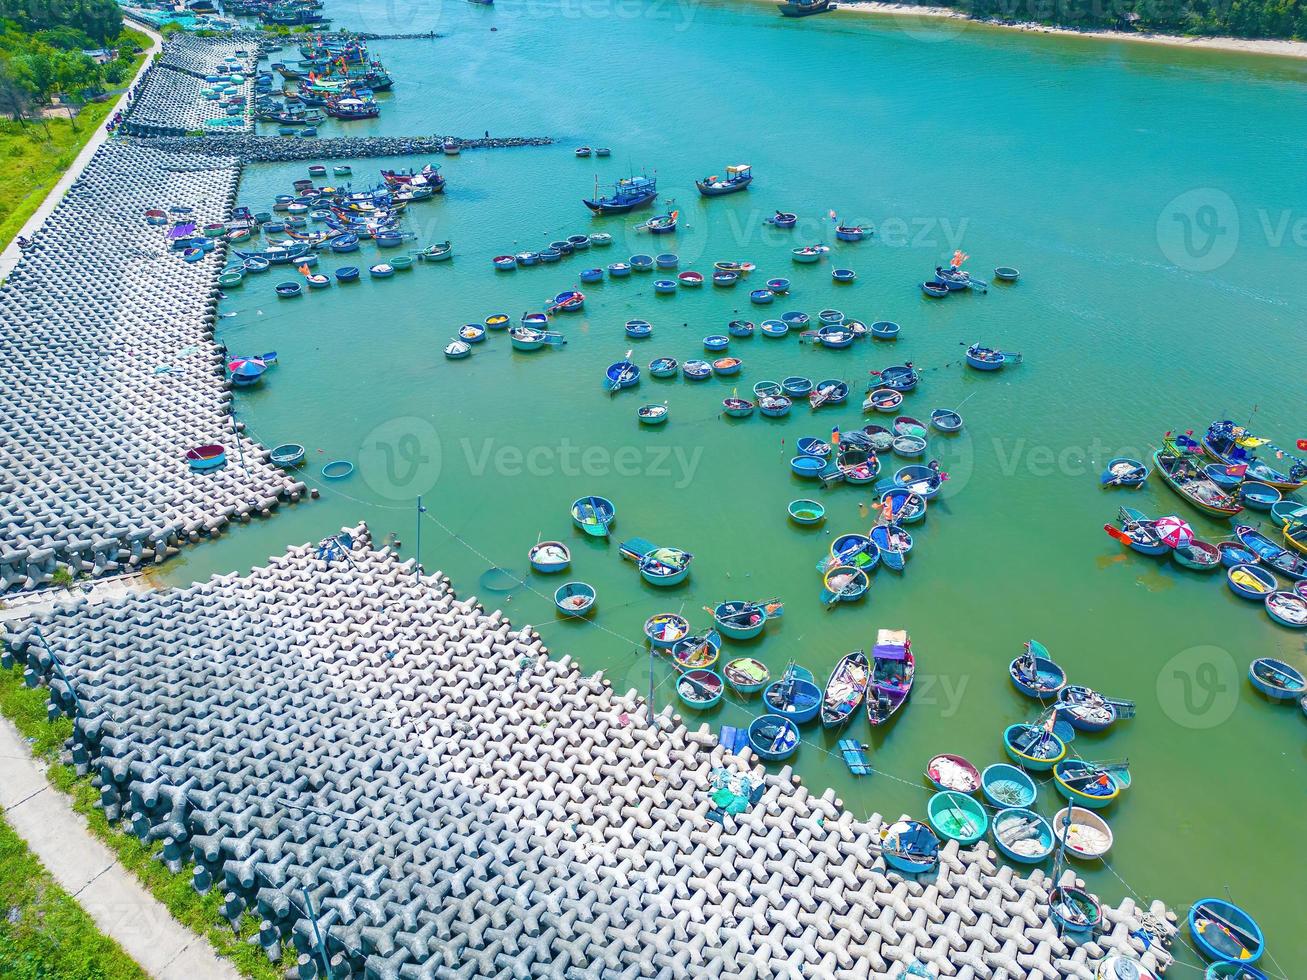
xmin=801 ymin=0 xmax=1307 ymax=61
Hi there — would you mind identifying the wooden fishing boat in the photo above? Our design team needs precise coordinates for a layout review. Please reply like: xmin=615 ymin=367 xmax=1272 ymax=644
xmin=820 ymin=565 xmax=868 ymax=604
xmin=1234 ymin=525 xmax=1307 ymax=580
xmin=965 ymin=344 xmax=1021 ymax=371
xmin=671 ymin=630 xmax=721 ymax=670
xmin=1227 ymin=563 xmax=1276 ymax=600
xmin=696 ymin=164 xmax=753 ymax=196
xmin=866 ymin=629 xmax=914 ymax=726
xmin=1052 ymin=806 xmax=1113 ymax=860
xmin=637 ymin=403 xmax=669 ymax=425
xmin=1100 ymin=457 xmax=1148 ymax=487
xmin=1248 ymin=656 xmax=1306 ymax=697
xmin=676 ymin=668 xmax=724 ymax=709
xmin=644 ymin=613 xmax=689 ymax=648
xmin=1053 ymin=759 xmax=1122 ymax=808
xmin=1002 ymin=722 xmax=1066 ymax=771
xmin=649 ymin=356 xmax=679 ymax=378
xmin=1202 ymin=420 xmax=1307 ymax=490
xmin=185 ymin=444 xmax=226 ymax=470
xmin=1009 ymin=640 xmax=1066 ymax=698
xmin=869 ymin=524 xmax=912 ymax=571
xmin=927 ymin=791 xmax=987 ymax=845
xmin=880 ymin=819 xmax=939 ymax=874
xmin=881 ymin=487 xmax=927 ymax=524
xmin=1108 ymin=506 xmax=1168 ymax=556
xmin=722 ymin=397 xmax=754 ymax=418
xmin=862 ymin=388 xmax=902 ymax=414
xmin=809 ymin=380 xmax=848 ymax=409
xmin=1265 ymin=590 xmax=1307 ymax=628
xmin=1188 ymin=898 xmax=1264 ymax=964
xmin=571 ymin=495 xmax=615 ymax=537
xmin=991 ymin=807 xmax=1054 ymax=864
xmin=788 ymin=499 xmax=826 ymax=525
xmin=528 ymin=540 xmax=571 ymax=573
xmin=981 ymin=764 xmax=1037 ymax=808
xmin=925 ymin=753 xmax=980 ymax=794
xmin=820 ymin=653 xmax=873 ymax=731
xmin=723 ymin=658 xmax=770 ymax=694
xmin=554 ymin=581 xmax=596 ymax=617
xmin=1056 ymin=686 xmax=1119 ymax=731
xmin=583 ymin=174 xmax=657 ymax=214
xmin=763 ymin=665 xmax=822 ymax=723
xmin=1050 ymin=886 xmax=1102 ymax=936
xmin=1172 ymin=539 xmax=1221 ymax=571
xmin=748 ymin=714 xmax=799 ymax=760
xmin=1154 ymin=441 xmax=1243 ymax=517
xmin=713 ymin=599 xmax=778 ymax=640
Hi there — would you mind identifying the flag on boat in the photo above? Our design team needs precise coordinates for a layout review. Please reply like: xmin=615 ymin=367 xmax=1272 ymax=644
xmin=1225 ymin=464 xmax=1248 ymax=477
xmin=1154 ymin=515 xmax=1194 ymax=549
xmin=950 ymin=249 xmax=969 ymax=269
xmin=1298 ymin=439 xmax=1307 ymax=451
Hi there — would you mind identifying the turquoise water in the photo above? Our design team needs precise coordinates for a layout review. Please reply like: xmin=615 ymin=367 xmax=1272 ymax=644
xmin=184 ymin=4 xmax=1307 ymax=971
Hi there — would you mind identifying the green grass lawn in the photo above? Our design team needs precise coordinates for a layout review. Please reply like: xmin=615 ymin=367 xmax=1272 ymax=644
xmin=0 ymin=810 xmax=147 ymax=980
xmin=0 ymin=27 xmax=152 ymax=250
xmin=0 ymin=666 xmax=279 ymax=980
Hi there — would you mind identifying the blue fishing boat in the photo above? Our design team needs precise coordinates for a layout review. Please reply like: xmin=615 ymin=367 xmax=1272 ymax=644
xmin=796 ymin=436 xmax=831 ymax=457
xmin=788 ymin=499 xmax=826 ymax=524
xmin=580 ymin=268 xmax=604 ymax=283
xmin=990 ymin=808 xmax=1053 ymax=864
xmin=638 ymin=545 xmax=693 ymax=586
xmin=696 ymin=164 xmax=753 ymax=196
xmin=629 ymin=253 xmax=654 ymax=272
xmin=485 ymin=313 xmax=510 ymax=330
xmin=749 ymin=288 xmax=775 ymax=305
xmin=824 ymin=533 xmax=879 ymax=574
xmin=868 ymin=320 xmax=900 ymax=341
xmin=458 ymin=323 xmax=486 ymax=343
xmin=712 ymin=271 xmax=738 ymax=287
xmin=921 ymin=280 xmax=949 ymax=297
xmin=713 ymin=599 xmax=779 ymax=639
xmin=185 ymin=444 xmax=226 ymax=470
xmin=723 ymin=657 xmax=770 ymax=695
xmin=874 ymin=363 xmax=919 ymax=392
xmin=540 ymin=248 xmax=562 ymax=263
xmin=655 ymin=252 xmax=679 ymax=268
xmin=817 ymin=325 xmax=854 ymax=349
xmin=1228 ymin=563 xmax=1277 ymax=600
xmin=869 ymin=523 xmax=912 ymax=571
xmin=927 ymin=791 xmax=988 ymax=845
xmin=527 ymin=540 xmax=571 ymax=573
xmin=1234 ymin=524 xmax=1307 ymax=580
xmin=928 ymin=409 xmax=963 ymax=433
xmin=763 ymin=665 xmax=822 ymax=723
xmin=637 ymin=403 xmax=669 ymax=425
xmin=1009 ymin=640 xmax=1065 ymax=698
xmin=571 ymin=496 xmax=615 ymax=537
xmin=820 ymin=650 xmax=869 ymax=728
xmin=880 ymin=486 xmax=927 ymax=524
xmin=1239 ymin=481 xmax=1281 ymax=511
xmin=330 ymin=233 xmax=359 ymax=252
xmin=671 ymin=630 xmax=721 ymax=670
xmin=713 ymin=357 xmax=742 ymax=377
xmin=1188 ymin=899 xmax=1264 ymax=965
xmin=683 ymin=359 xmax=712 ymax=380
xmin=1248 ymin=657 xmax=1306 ymax=698
xmin=605 ymin=355 xmax=640 ymax=391
xmin=1053 ymin=759 xmax=1121 ymax=809
xmin=644 ymin=613 xmax=689 ymax=649
xmin=678 ymin=270 xmax=703 ymax=287
xmin=654 ymin=279 xmax=677 ymax=294
xmin=760 ymin=319 xmax=789 ymax=338
xmin=981 ymin=764 xmax=1037 ymax=808
xmin=625 ymin=319 xmax=653 ymax=339
xmin=444 ymin=340 xmax=471 ymax=360
xmin=808 ymin=380 xmax=848 ymax=409
xmin=275 ymin=281 xmax=302 ymax=297
xmin=759 ymin=394 xmax=792 ymax=417
xmin=583 ymin=174 xmax=657 ymax=214
xmin=1203 ymin=463 xmax=1243 ymax=490
xmin=782 ymin=376 xmax=813 ymax=398
xmin=766 ymin=213 xmax=797 ymax=228
xmin=880 ymin=819 xmax=939 ymax=874
xmin=894 ymin=464 xmax=943 ymax=499
xmin=1056 ymin=685 xmax=1120 ymax=732
xmin=334 ymin=266 xmax=359 ymax=282
xmin=1217 ymin=541 xmax=1259 ymax=567
xmin=649 ymin=356 xmax=678 ymax=377
xmin=1050 ymin=886 xmax=1101 ymax=937
xmin=269 ymin=443 xmax=305 ymax=468
xmin=645 ymin=211 xmax=679 ymax=234
xmin=832 ymin=268 xmax=856 ymax=283
xmin=723 ymin=397 xmax=754 ymax=418
xmin=791 ymin=455 xmax=827 ymax=478
xmin=370 ymin=263 xmax=394 ymax=278
xmin=781 ymin=310 xmax=810 ymax=331
xmin=1002 ymin=723 xmax=1067 ymax=771
xmin=766 ymin=277 xmax=791 ymax=293
xmin=590 ymin=232 xmax=613 ymax=246
xmin=1101 ymin=457 xmax=1149 ymax=487
xmin=748 ymin=714 xmax=799 ymax=760
xmin=703 ymin=334 xmax=730 ymax=351
xmin=820 ymin=564 xmax=868 ymax=604
xmin=676 ymin=669 xmax=724 ymax=709
xmin=1110 ymin=506 xmax=1169 ymax=556
xmin=1204 ymin=965 xmax=1268 ymax=980
xmin=1265 ymin=589 xmax=1307 ymax=628
xmin=1202 ymin=420 xmax=1307 ymax=491
xmin=965 ymin=343 xmax=1021 ymax=371
xmin=1270 ymin=500 xmax=1307 ymax=526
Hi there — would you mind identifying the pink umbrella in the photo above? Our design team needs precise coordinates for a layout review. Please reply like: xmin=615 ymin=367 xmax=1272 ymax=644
xmin=1155 ymin=515 xmax=1194 ymax=549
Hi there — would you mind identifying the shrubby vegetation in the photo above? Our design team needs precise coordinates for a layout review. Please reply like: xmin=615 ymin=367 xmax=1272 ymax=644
xmin=947 ymin=0 xmax=1305 ymax=40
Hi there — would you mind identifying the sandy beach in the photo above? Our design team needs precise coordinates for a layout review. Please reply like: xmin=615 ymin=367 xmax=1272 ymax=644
xmin=818 ymin=0 xmax=1307 ymax=60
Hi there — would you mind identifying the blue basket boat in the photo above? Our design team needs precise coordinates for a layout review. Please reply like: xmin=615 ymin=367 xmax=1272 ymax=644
xmin=728 ymin=319 xmax=755 ymax=337
xmin=527 ymin=540 xmax=571 ymax=574
xmin=630 ymin=253 xmax=654 ymax=271
xmin=981 ymin=764 xmax=1037 ymax=808
xmin=991 ymin=808 xmax=1054 ymax=864
xmin=704 ymin=334 xmax=730 ymax=351
xmin=683 ymin=359 xmax=712 ymax=380
xmin=1056 ymin=685 xmax=1119 ymax=731
xmin=606 ymin=358 xmax=640 ymax=391
xmin=1053 ymin=759 xmax=1121 ymax=809
xmin=763 ymin=669 xmax=822 ymax=724
xmin=1050 ymin=885 xmax=1101 ymax=936
xmin=832 ymin=268 xmax=856 ymax=283
xmin=781 ymin=311 xmax=810 ymax=331
xmin=791 ymin=455 xmax=827 ymax=478
xmin=880 ymin=486 xmax=927 ymax=524
xmin=676 ymin=669 xmax=724 ymax=709
xmin=1240 ymin=481 xmax=1281 ymax=511
xmin=654 ymin=279 xmax=677 ymax=294
xmin=1002 ymin=723 xmax=1066 ymax=771
xmin=608 ymin=261 xmax=630 ymax=277
xmin=1227 ymin=563 xmax=1276 ymax=600
xmin=750 ymin=288 xmax=774 ymax=305
xmin=782 ymin=376 xmax=813 ymax=397
xmin=185 ymin=444 xmax=226 ymax=470
xmin=671 ymin=631 xmax=721 ymax=670
xmin=1265 ymin=591 xmax=1307 ymax=628
xmin=625 ymin=319 xmax=653 ymax=339
xmin=747 ymin=714 xmax=799 ymax=761
xmin=644 ymin=613 xmax=689 ymax=649
xmin=788 ymin=499 xmax=826 ymax=525
xmin=649 ymin=356 xmax=678 ymax=377
xmin=926 ymin=791 xmax=988 ymax=845
xmin=580 ymin=268 xmax=604 ymax=283
xmin=655 ymin=252 xmax=679 ymax=268
xmin=334 ymin=266 xmax=359 ymax=282
xmin=1101 ymin=457 xmax=1149 ymax=487
xmin=713 ymin=599 xmax=772 ymax=640
xmin=269 ymin=443 xmax=305 ymax=468
xmin=723 ymin=397 xmax=754 ymax=418
xmin=1188 ymin=898 xmax=1264 ymax=965
xmin=761 ymin=319 xmax=789 ymax=338
xmin=880 ymin=819 xmax=939 ymax=874
xmin=870 ymin=320 xmax=900 ymax=340
xmin=571 ymin=496 xmax=615 ymax=537
xmin=759 ymin=394 xmax=792 ymax=418
xmin=796 ymin=436 xmax=831 ymax=458
xmin=1009 ymin=641 xmax=1066 ymax=698
xmin=766 ymin=277 xmax=791 ymax=293
xmin=712 ymin=357 xmax=742 ymax=377
xmin=1248 ymin=657 xmax=1307 ymax=698
xmin=1217 ymin=541 xmax=1259 ymax=568
xmin=637 ymin=403 xmax=669 ymax=425
xmin=638 ymin=546 xmax=693 ymax=587
xmin=723 ymin=658 xmax=770 ymax=695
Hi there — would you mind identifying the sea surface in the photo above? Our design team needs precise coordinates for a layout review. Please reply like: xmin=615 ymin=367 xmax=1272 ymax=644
xmin=180 ymin=2 xmax=1307 ymax=970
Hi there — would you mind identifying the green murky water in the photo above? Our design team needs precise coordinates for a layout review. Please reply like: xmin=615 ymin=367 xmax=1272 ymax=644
xmin=176 ymin=3 xmax=1307 ymax=970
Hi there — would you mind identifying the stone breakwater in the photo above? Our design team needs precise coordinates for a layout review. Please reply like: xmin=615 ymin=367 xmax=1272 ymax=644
xmin=3 ymin=525 xmax=1177 ymax=978
xmin=123 ymin=35 xmax=256 ymax=137
xmin=0 ymin=140 xmax=305 ymax=592
xmin=137 ymin=133 xmax=555 ymax=162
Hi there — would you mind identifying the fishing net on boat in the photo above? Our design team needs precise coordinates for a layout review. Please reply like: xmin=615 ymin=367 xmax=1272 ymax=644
xmin=708 ymin=768 xmax=758 ymax=815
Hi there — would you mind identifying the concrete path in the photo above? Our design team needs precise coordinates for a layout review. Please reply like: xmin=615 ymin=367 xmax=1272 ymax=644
xmin=0 ymin=717 xmax=239 ymax=980
xmin=0 ymin=21 xmax=163 ymax=281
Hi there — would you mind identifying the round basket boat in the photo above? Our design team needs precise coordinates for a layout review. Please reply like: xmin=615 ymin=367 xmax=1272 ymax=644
xmin=554 ymin=581 xmax=595 ymax=617
xmin=269 ymin=443 xmax=305 ymax=468
xmin=676 ymin=668 xmax=724 ymax=710
xmin=790 ymin=455 xmax=827 ymax=479
xmin=788 ymin=499 xmax=826 ymax=525
xmin=1002 ymin=723 xmax=1066 ymax=771
xmin=644 ymin=613 xmax=689 ymax=649
xmin=926 ymin=791 xmax=987 ymax=844
xmin=981 ymin=763 xmax=1037 ymax=808
xmin=1188 ymin=899 xmax=1264 ymax=965
xmin=990 ymin=808 xmax=1054 ymax=864
xmin=1051 ymin=806 xmax=1114 ymax=860
xmin=527 ymin=540 xmax=571 ymax=574
xmin=994 ymin=266 xmax=1021 ymax=281
xmin=321 ymin=460 xmax=354 ymax=479
xmin=763 ymin=677 xmax=821 ymax=723
xmin=748 ymin=714 xmax=799 ymax=761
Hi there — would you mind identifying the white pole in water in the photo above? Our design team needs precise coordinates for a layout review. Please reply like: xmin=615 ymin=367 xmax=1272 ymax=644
xmin=229 ymin=409 xmax=250 ymax=480
xmin=648 ymin=646 xmax=657 ymax=727
xmin=415 ymin=496 xmax=425 ymax=582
